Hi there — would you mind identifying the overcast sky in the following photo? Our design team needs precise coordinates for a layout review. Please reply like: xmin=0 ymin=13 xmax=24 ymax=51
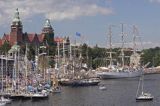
xmin=0 ymin=0 xmax=160 ymax=48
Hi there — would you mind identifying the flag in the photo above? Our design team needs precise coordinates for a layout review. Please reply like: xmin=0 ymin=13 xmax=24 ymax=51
xmin=76 ymin=32 xmax=81 ymax=37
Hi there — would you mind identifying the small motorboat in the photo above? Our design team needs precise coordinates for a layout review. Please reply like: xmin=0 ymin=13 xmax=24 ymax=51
xmin=52 ymin=86 xmax=61 ymax=93
xmin=99 ymin=85 xmax=106 ymax=90
xmin=0 ymin=96 xmax=12 ymax=103
xmin=0 ymin=102 xmax=6 ymax=106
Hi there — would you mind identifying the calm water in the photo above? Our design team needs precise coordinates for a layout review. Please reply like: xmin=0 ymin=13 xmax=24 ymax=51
xmin=7 ymin=74 xmax=160 ymax=106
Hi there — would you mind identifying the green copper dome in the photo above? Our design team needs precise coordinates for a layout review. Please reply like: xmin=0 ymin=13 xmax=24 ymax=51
xmin=12 ymin=8 xmax=22 ymax=25
xmin=44 ymin=19 xmax=52 ymax=28
xmin=8 ymin=43 xmax=20 ymax=53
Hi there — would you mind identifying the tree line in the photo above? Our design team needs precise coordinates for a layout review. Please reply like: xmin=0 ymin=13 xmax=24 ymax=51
xmin=0 ymin=41 xmax=159 ymax=69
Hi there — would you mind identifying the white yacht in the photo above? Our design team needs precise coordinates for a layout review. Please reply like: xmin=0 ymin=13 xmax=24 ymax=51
xmin=136 ymin=69 xmax=153 ymax=101
xmin=136 ymin=92 xmax=153 ymax=101
xmin=97 ymin=67 xmax=141 ymax=79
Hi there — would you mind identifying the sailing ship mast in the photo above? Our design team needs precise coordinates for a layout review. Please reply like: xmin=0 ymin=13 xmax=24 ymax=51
xmin=108 ymin=25 xmax=113 ymax=67
xmin=55 ymin=41 xmax=60 ymax=78
xmin=133 ymin=25 xmax=137 ymax=55
xmin=130 ymin=25 xmax=141 ymax=67
xmin=17 ymin=46 xmax=20 ymax=94
xmin=24 ymin=44 xmax=28 ymax=93
xmin=72 ymin=39 xmax=76 ymax=76
xmin=5 ymin=53 xmax=8 ymax=94
xmin=136 ymin=73 xmax=143 ymax=97
xmin=1 ymin=54 xmax=4 ymax=93
xmin=121 ymin=23 xmax=125 ymax=68
xmin=69 ymin=41 xmax=72 ymax=61
xmin=57 ymin=41 xmax=60 ymax=68
xmin=107 ymin=25 xmax=116 ymax=68
xmin=136 ymin=67 xmax=153 ymax=101
xmin=63 ymin=39 xmax=66 ymax=64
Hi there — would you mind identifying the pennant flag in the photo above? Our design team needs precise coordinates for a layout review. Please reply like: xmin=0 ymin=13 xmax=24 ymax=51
xmin=76 ymin=32 xmax=81 ymax=37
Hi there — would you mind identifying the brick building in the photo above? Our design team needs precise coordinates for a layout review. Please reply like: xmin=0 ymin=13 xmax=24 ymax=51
xmin=0 ymin=8 xmax=55 ymax=47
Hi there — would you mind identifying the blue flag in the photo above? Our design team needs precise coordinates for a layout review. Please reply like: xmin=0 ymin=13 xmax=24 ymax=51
xmin=76 ymin=32 xmax=81 ymax=37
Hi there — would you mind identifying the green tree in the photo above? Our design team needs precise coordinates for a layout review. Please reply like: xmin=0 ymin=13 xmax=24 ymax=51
xmin=28 ymin=44 xmax=36 ymax=60
xmin=141 ymin=47 xmax=160 ymax=67
xmin=0 ymin=41 xmax=11 ymax=54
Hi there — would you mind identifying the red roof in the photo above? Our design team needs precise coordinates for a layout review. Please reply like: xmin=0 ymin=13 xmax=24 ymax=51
xmin=28 ymin=34 xmax=36 ymax=43
xmin=54 ymin=37 xmax=64 ymax=43
xmin=28 ymin=33 xmax=40 ymax=44
xmin=2 ymin=34 xmax=10 ymax=41
xmin=0 ymin=39 xmax=2 ymax=46
xmin=38 ymin=34 xmax=45 ymax=43
xmin=0 ymin=32 xmax=57 ymax=46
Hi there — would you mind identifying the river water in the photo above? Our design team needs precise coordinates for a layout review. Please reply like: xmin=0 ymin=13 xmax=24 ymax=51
xmin=8 ymin=74 xmax=160 ymax=106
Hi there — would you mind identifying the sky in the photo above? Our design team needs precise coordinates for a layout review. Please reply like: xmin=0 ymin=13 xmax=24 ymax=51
xmin=0 ymin=0 xmax=160 ymax=49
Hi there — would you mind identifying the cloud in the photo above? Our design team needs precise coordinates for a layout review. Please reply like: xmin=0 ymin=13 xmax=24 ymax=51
xmin=149 ymin=0 xmax=160 ymax=3
xmin=0 ymin=0 xmax=113 ymax=25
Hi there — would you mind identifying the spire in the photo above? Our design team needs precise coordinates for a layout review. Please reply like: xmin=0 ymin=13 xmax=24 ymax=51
xmin=44 ymin=19 xmax=52 ymax=28
xmin=12 ymin=8 xmax=21 ymax=25
xmin=42 ymin=19 xmax=54 ymax=34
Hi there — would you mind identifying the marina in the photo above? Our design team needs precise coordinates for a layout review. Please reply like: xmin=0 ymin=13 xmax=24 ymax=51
xmin=0 ymin=1 xmax=160 ymax=106
xmin=0 ymin=74 xmax=159 ymax=106
xmin=0 ymin=14 xmax=157 ymax=105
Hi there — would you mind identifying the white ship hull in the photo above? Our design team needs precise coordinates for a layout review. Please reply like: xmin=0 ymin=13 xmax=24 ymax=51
xmin=97 ymin=70 xmax=141 ymax=79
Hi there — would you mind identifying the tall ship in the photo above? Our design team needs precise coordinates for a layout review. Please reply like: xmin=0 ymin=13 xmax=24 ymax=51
xmin=56 ymin=38 xmax=100 ymax=86
xmin=96 ymin=24 xmax=142 ymax=79
xmin=96 ymin=68 xmax=141 ymax=79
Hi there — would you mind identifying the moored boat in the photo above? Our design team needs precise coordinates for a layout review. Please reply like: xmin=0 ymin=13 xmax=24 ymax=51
xmin=96 ymin=25 xmax=142 ymax=79
xmin=0 ymin=96 xmax=12 ymax=104
xmin=96 ymin=69 xmax=141 ymax=79
xmin=22 ymin=93 xmax=33 ymax=100
xmin=51 ymin=86 xmax=61 ymax=93
xmin=59 ymin=78 xmax=100 ymax=87
xmin=31 ymin=93 xmax=48 ymax=101
xmin=31 ymin=90 xmax=49 ymax=101
xmin=0 ymin=102 xmax=6 ymax=106
xmin=10 ymin=94 xmax=24 ymax=100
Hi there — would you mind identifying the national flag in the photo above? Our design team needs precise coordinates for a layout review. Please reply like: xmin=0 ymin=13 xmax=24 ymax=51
xmin=76 ymin=32 xmax=81 ymax=37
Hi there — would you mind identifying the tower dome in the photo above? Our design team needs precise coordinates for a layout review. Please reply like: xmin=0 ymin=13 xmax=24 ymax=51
xmin=12 ymin=8 xmax=22 ymax=25
xmin=44 ymin=19 xmax=52 ymax=28
xmin=42 ymin=19 xmax=54 ymax=34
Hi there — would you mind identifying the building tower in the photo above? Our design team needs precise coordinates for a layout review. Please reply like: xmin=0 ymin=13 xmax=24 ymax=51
xmin=10 ymin=8 xmax=23 ymax=45
xmin=42 ymin=19 xmax=54 ymax=34
xmin=42 ymin=19 xmax=54 ymax=46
